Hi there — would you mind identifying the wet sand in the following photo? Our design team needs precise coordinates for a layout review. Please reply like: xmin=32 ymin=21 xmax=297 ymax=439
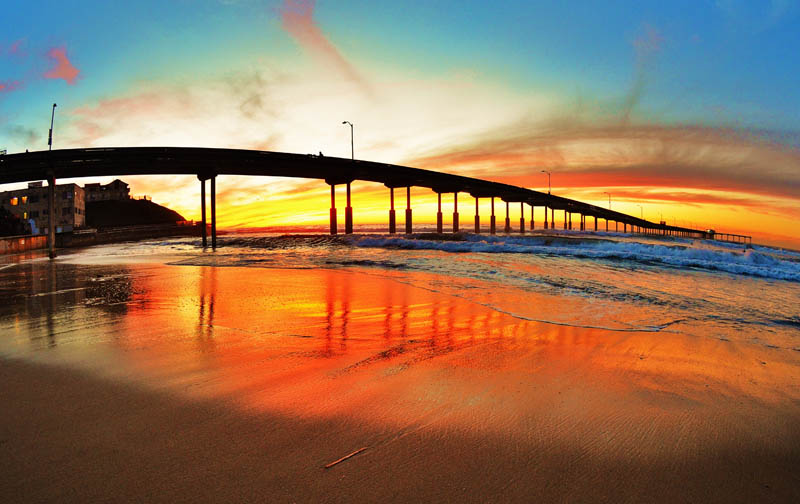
xmin=1 ymin=256 xmax=799 ymax=502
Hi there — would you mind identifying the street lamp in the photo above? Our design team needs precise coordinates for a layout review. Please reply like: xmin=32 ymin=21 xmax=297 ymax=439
xmin=342 ymin=120 xmax=354 ymax=160
xmin=636 ymin=204 xmax=643 ymax=219
xmin=603 ymin=192 xmax=611 ymax=210
xmin=541 ymin=170 xmax=551 ymax=194
xmin=48 ymin=103 xmax=57 ymax=151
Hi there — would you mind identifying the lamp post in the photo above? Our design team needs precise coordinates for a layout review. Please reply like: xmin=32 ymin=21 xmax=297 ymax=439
xmin=636 ymin=204 xmax=643 ymax=219
xmin=541 ymin=170 xmax=551 ymax=194
xmin=48 ymin=103 xmax=57 ymax=151
xmin=47 ymin=103 xmax=57 ymax=259
xmin=342 ymin=120 xmax=354 ymax=160
xmin=603 ymin=192 xmax=611 ymax=210
xmin=341 ymin=120 xmax=354 ymax=233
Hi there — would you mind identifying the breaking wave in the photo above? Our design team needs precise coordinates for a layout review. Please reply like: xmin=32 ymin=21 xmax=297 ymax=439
xmin=349 ymin=234 xmax=800 ymax=282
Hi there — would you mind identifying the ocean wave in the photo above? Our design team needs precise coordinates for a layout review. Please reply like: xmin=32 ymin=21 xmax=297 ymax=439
xmin=350 ymin=235 xmax=800 ymax=282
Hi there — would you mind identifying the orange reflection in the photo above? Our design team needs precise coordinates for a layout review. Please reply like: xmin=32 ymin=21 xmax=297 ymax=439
xmin=2 ymin=261 xmax=798 ymax=460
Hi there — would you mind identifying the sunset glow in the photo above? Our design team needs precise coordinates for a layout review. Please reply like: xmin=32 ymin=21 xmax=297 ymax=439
xmin=1 ymin=1 xmax=799 ymax=247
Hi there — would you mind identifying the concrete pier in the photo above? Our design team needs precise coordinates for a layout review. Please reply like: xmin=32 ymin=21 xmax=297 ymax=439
xmin=474 ymin=197 xmax=480 ymax=234
xmin=329 ymin=184 xmax=337 ymax=235
xmin=453 ymin=193 xmax=459 ymax=233
xmin=405 ymin=187 xmax=412 ymax=234
xmin=388 ymin=187 xmax=396 ymax=234
xmin=47 ymin=172 xmax=56 ymax=258
xmin=490 ymin=197 xmax=496 ymax=235
xmin=210 ymin=175 xmax=216 ymax=248
xmin=519 ymin=202 xmax=525 ymax=234
xmin=200 ymin=177 xmax=207 ymax=247
xmin=436 ymin=193 xmax=443 ymax=233
xmin=345 ymin=182 xmax=353 ymax=234
xmin=504 ymin=201 xmax=511 ymax=233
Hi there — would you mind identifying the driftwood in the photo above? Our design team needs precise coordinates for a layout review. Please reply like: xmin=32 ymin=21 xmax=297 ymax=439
xmin=323 ymin=447 xmax=368 ymax=469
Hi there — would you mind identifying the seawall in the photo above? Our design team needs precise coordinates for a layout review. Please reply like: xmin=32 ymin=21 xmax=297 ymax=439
xmin=0 ymin=235 xmax=48 ymax=254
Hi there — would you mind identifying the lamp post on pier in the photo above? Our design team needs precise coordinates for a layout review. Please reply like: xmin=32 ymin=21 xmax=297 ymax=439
xmin=541 ymin=170 xmax=551 ymax=194
xmin=47 ymin=103 xmax=57 ymax=259
xmin=342 ymin=121 xmax=354 ymax=160
xmin=342 ymin=120 xmax=354 ymax=233
xmin=603 ymin=192 xmax=611 ymax=210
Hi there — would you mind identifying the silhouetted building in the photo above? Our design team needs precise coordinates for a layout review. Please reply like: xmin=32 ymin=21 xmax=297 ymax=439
xmin=84 ymin=179 xmax=130 ymax=201
xmin=0 ymin=182 xmax=86 ymax=234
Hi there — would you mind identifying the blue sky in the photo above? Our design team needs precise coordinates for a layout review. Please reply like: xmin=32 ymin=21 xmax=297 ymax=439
xmin=2 ymin=0 xmax=799 ymax=142
xmin=1 ymin=1 xmax=799 ymax=245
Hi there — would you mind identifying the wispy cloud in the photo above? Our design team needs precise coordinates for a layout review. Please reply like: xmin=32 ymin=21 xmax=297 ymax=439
xmin=0 ymin=80 xmax=22 ymax=93
xmin=409 ymin=120 xmax=800 ymax=201
xmin=279 ymin=0 xmax=372 ymax=94
xmin=621 ymin=24 xmax=663 ymax=123
xmin=44 ymin=46 xmax=80 ymax=85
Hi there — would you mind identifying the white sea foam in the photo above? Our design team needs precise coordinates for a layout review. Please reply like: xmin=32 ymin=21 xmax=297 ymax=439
xmin=351 ymin=235 xmax=800 ymax=282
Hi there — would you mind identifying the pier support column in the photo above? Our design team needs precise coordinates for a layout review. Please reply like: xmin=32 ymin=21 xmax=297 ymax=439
xmin=453 ymin=193 xmax=459 ymax=233
xmin=605 ymin=219 xmax=608 ymax=232
xmin=544 ymin=206 xmax=549 ymax=229
xmin=504 ymin=201 xmax=511 ymax=233
xmin=345 ymin=182 xmax=353 ymax=234
xmin=47 ymin=172 xmax=56 ymax=258
xmin=551 ymin=207 xmax=554 ymax=230
xmin=563 ymin=210 xmax=568 ymax=230
xmin=519 ymin=202 xmax=525 ymax=234
xmin=436 ymin=193 xmax=443 ymax=233
xmin=329 ymin=184 xmax=337 ymax=235
xmin=569 ymin=212 xmax=572 ymax=230
xmin=490 ymin=197 xmax=496 ymax=235
xmin=389 ymin=188 xmax=396 ymax=234
xmin=530 ymin=205 xmax=535 ymax=230
xmin=474 ymin=197 xmax=480 ymax=234
xmin=624 ymin=223 xmax=627 ymax=233
xmin=405 ymin=186 xmax=413 ymax=234
xmin=580 ymin=214 xmax=584 ymax=231
xmin=210 ymin=175 xmax=217 ymax=249
xmin=594 ymin=216 xmax=597 ymax=231
xmin=199 ymin=176 xmax=207 ymax=248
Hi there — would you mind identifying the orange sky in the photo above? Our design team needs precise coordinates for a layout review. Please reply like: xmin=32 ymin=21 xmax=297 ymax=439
xmin=4 ymin=1 xmax=799 ymax=250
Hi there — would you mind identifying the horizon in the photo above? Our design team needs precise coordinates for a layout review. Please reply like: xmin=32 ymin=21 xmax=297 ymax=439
xmin=2 ymin=1 xmax=799 ymax=248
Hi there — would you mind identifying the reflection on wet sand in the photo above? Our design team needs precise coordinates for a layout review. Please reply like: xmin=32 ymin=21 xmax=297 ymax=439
xmin=1 ymin=259 xmax=799 ymax=501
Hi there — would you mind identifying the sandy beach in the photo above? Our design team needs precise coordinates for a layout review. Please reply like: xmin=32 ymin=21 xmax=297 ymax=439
xmin=1 ymin=253 xmax=799 ymax=502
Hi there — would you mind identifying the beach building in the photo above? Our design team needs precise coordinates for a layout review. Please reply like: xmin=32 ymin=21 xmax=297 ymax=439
xmin=84 ymin=179 xmax=130 ymax=201
xmin=0 ymin=182 xmax=86 ymax=235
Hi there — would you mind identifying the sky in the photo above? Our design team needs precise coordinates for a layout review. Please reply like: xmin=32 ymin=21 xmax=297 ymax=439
xmin=1 ymin=0 xmax=799 ymax=248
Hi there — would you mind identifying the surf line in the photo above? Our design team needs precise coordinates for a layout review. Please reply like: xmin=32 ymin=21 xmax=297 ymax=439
xmin=354 ymin=270 xmax=673 ymax=334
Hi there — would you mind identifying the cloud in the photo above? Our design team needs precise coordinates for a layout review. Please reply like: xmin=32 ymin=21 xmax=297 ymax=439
xmin=44 ymin=46 xmax=80 ymax=85
xmin=279 ymin=0 xmax=371 ymax=94
xmin=0 ymin=80 xmax=22 ymax=93
xmin=409 ymin=120 xmax=800 ymax=201
xmin=2 ymin=124 xmax=40 ymax=145
xmin=621 ymin=24 xmax=663 ymax=123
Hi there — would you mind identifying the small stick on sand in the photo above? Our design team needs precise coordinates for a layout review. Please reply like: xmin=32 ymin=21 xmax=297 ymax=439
xmin=323 ymin=447 xmax=368 ymax=469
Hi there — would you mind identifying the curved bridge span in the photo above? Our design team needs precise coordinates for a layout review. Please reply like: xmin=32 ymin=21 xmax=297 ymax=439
xmin=1 ymin=147 xmax=741 ymax=253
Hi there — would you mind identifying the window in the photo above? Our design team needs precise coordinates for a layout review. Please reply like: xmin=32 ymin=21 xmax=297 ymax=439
xmin=62 ymin=207 xmax=70 ymax=216
xmin=31 ymin=211 xmax=39 ymax=218
xmin=23 ymin=212 xmax=27 ymax=219
xmin=10 ymin=197 xmax=18 ymax=206
xmin=21 ymin=196 xmax=28 ymax=204
xmin=30 ymin=195 xmax=39 ymax=203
